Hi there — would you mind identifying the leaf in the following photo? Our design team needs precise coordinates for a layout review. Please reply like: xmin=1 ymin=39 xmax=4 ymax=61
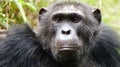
xmin=21 ymin=2 xmax=37 ymax=11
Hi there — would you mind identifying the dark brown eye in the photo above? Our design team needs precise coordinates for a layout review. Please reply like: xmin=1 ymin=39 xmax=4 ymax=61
xmin=71 ymin=17 xmax=81 ymax=23
xmin=69 ymin=13 xmax=82 ymax=23
xmin=55 ymin=17 xmax=62 ymax=22
xmin=52 ymin=14 xmax=64 ymax=23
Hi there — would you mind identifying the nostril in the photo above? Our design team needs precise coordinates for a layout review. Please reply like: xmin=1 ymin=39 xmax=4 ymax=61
xmin=66 ymin=30 xmax=71 ymax=35
xmin=62 ymin=30 xmax=66 ymax=34
xmin=61 ymin=30 xmax=71 ymax=35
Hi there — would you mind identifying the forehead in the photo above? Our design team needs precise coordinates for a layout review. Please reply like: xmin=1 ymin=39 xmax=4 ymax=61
xmin=62 ymin=5 xmax=78 ymax=11
xmin=52 ymin=5 xmax=85 ymax=16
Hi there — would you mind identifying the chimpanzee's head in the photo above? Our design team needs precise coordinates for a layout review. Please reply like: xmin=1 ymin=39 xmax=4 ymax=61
xmin=37 ymin=1 xmax=101 ymax=62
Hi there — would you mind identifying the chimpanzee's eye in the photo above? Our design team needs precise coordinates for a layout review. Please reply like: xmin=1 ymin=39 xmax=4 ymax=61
xmin=71 ymin=17 xmax=81 ymax=23
xmin=55 ymin=17 xmax=62 ymax=22
xmin=69 ymin=13 xmax=82 ymax=23
xmin=52 ymin=14 xmax=64 ymax=23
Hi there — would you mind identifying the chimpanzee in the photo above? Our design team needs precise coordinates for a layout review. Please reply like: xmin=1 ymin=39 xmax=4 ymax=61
xmin=0 ymin=1 xmax=120 ymax=67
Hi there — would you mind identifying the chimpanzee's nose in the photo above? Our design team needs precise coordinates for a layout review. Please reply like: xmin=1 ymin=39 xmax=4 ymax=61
xmin=61 ymin=29 xmax=71 ymax=35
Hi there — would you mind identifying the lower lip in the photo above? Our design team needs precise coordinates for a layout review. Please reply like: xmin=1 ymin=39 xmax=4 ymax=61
xmin=57 ymin=47 xmax=80 ymax=51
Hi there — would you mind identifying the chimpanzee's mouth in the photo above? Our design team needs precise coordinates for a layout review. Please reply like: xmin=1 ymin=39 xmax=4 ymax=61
xmin=55 ymin=46 xmax=81 ymax=62
xmin=57 ymin=47 xmax=80 ymax=51
xmin=56 ymin=47 xmax=80 ymax=61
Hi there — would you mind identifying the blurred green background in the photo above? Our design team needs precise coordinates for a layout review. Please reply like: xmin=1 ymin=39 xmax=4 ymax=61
xmin=0 ymin=0 xmax=120 ymax=35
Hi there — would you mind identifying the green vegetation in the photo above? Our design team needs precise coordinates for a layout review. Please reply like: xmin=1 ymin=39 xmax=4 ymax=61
xmin=81 ymin=0 xmax=120 ymax=34
xmin=0 ymin=0 xmax=120 ymax=34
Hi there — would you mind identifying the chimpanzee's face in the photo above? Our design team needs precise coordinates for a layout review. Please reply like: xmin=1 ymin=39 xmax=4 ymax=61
xmin=38 ymin=2 xmax=101 ymax=62
xmin=49 ymin=6 xmax=85 ymax=62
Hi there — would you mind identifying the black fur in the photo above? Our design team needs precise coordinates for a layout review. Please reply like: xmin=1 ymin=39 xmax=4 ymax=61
xmin=0 ymin=24 xmax=120 ymax=67
xmin=0 ymin=1 xmax=120 ymax=67
xmin=0 ymin=25 xmax=59 ymax=67
xmin=89 ymin=26 xmax=120 ymax=67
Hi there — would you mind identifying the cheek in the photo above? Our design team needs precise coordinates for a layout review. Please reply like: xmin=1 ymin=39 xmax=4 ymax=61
xmin=76 ymin=26 xmax=91 ymax=42
xmin=49 ymin=38 xmax=58 ymax=59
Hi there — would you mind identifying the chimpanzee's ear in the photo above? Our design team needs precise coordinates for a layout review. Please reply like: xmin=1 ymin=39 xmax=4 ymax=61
xmin=39 ymin=7 xmax=47 ymax=15
xmin=39 ymin=8 xmax=47 ymax=20
xmin=92 ymin=8 xmax=101 ymax=24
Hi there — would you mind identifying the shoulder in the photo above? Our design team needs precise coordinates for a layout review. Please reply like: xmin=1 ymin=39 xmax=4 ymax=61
xmin=0 ymin=24 xmax=38 ymax=47
xmin=7 ymin=24 xmax=35 ymax=37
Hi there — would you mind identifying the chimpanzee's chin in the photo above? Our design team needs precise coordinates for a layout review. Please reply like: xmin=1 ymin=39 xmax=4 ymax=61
xmin=55 ymin=50 xmax=80 ymax=62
